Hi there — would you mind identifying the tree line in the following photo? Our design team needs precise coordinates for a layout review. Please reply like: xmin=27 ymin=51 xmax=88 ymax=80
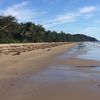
xmin=0 ymin=15 xmax=97 ymax=43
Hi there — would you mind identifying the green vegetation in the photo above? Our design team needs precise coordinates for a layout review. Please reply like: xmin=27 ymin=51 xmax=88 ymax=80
xmin=0 ymin=15 xmax=97 ymax=43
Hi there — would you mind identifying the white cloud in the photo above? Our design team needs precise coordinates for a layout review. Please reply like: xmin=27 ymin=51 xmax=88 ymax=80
xmin=83 ymin=14 xmax=94 ymax=19
xmin=43 ymin=6 xmax=97 ymax=28
xmin=80 ymin=6 xmax=97 ymax=14
xmin=0 ymin=1 xmax=41 ymax=22
xmin=44 ymin=13 xmax=78 ymax=28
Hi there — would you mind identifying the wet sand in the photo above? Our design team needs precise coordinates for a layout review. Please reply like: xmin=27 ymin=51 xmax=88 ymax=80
xmin=0 ymin=43 xmax=76 ymax=100
xmin=57 ymin=58 xmax=100 ymax=67
xmin=0 ymin=42 xmax=100 ymax=100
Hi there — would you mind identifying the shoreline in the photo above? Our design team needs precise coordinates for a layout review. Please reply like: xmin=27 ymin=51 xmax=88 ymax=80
xmin=0 ymin=42 xmax=78 ymax=100
xmin=0 ymin=42 xmax=100 ymax=100
xmin=0 ymin=42 xmax=77 ymax=80
xmin=57 ymin=58 xmax=100 ymax=67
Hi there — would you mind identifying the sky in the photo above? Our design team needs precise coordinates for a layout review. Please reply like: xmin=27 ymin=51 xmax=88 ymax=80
xmin=0 ymin=0 xmax=100 ymax=40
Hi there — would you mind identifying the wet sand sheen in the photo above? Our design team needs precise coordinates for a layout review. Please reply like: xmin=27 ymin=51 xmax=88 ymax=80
xmin=0 ymin=42 xmax=100 ymax=100
xmin=29 ymin=42 xmax=100 ymax=100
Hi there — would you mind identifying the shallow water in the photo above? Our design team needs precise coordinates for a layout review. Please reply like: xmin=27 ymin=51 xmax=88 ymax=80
xmin=30 ymin=65 xmax=100 ymax=85
xmin=58 ymin=42 xmax=100 ymax=61
xmin=31 ymin=42 xmax=100 ymax=85
xmin=77 ymin=42 xmax=100 ymax=61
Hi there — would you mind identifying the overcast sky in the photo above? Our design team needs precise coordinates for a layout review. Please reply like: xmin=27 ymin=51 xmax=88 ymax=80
xmin=0 ymin=0 xmax=100 ymax=40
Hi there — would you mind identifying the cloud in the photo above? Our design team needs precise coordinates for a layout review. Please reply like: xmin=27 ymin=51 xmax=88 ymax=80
xmin=79 ymin=6 xmax=97 ymax=14
xmin=44 ymin=13 xmax=77 ymax=28
xmin=0 ymin=1 xmax=42 ymax=22
xmin=43 ymin=6 xmax=97 ymax=28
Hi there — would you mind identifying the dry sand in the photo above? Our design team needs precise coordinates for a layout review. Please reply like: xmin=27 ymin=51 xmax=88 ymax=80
xmin=0 ymin=43 xmax=76 ymax=100
xmin=0 ymin=43 xmax=76 ymax=79
xmin=0 ymin=42 xmax=100 ymax=100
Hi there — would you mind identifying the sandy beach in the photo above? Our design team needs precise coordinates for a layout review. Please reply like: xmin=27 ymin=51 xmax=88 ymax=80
xmin=0 ymin=43 xmax=76 ymax=79
xmin=0 ymin=42 xmax=100 ymax=100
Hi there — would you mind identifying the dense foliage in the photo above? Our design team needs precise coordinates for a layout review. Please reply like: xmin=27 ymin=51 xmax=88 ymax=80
xmin=0 ymin=15 xmax=97 ymax=43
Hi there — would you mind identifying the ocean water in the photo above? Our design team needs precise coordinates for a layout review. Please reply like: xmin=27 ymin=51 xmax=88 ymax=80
xmin=77 ymin=42 xmax=100 ymax=61
xmin=56 ymin=42 xmax=100 ymax=61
